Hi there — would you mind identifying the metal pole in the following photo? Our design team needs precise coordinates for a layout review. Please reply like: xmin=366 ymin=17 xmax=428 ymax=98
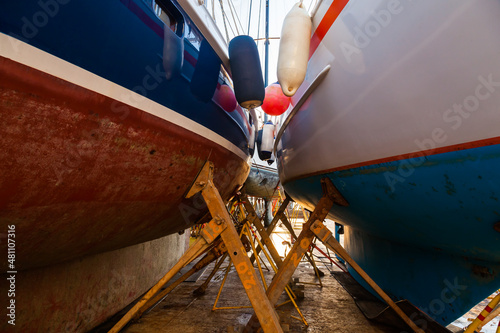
xmin=264 ymin=0 xmax=269 ymax=88
xmin=264 ymin=0 xmax=270 ymax=122
xmin=247 ymin=0 xmax=253 ymax=35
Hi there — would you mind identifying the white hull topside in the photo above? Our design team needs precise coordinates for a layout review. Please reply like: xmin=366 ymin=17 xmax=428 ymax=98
xmin=278 ymin=0 xmax=500 ymax=183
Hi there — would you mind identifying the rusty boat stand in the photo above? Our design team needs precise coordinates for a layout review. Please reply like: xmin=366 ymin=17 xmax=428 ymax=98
xmin=109 ymin=162 xmax=283 ymax=333
xmin=108 ymin=161 xmax=425 ymax=333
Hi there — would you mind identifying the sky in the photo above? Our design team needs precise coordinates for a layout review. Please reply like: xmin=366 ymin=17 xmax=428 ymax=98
xmin=204 ymin=0 xmax=316 ymax=84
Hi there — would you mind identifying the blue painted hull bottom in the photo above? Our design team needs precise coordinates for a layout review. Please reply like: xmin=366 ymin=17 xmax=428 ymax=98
xmin=344 ymin=226 xmax=500 ymax=326
xmin=283 ymin=144 xmax=500 ymax=325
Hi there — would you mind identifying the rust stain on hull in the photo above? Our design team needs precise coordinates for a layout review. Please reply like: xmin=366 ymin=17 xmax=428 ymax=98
xmin=0 ymin=57 xmax=250 ymax=270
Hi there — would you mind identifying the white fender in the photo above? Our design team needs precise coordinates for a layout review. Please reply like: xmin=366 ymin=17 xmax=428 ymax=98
xmin=277 ymin=3 xmax=311 ymax=97
xmin=260 ymin=120 xmax=275 ymax=160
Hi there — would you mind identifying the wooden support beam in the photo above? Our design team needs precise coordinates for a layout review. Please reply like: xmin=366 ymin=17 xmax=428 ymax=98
xmin=267 ymin=196 xmax=291 ymax=234
xmin=110 ymin=161 xmax=283 ymax=333
xmin=193 ymin=252 xmax=228 ymax=296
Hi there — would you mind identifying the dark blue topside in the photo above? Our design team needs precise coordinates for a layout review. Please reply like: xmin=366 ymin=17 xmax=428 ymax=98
xmin=0 ymin=0 xmax=250 ymax=154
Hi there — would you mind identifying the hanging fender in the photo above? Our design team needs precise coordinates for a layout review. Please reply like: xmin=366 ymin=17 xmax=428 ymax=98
xmin=229 ymin=35 xmax=265 ymax=109
xmin=277 ymin=2 xmax=312 ymax=97
xmin=257 ymin=120 xmax=274 ymax=161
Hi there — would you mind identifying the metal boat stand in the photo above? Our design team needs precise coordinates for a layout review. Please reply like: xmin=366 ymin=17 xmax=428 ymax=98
xmin=108 ymin=161 xmax=284 ymax=333
xmin=243 ymin=177 xmax=426 ymax=333
xmin=249 ymin=195 xmax=291 ymax=264
xmin=464 ymin=292 xmax=500 ymax=333
xmin=209 ymin=214 xmax=309 ymax=327
xmin=190 ymin=195 xmax=280 ymax=298
xmin=245 ymin=193 xmax=324 ymax=282
xmin=242 ymin=192 xmax=326 ymax=292
xmin=272 ymin=199 xmax=325 ymax=285
xmin=239 ymin=193 xmax=285 ymax=270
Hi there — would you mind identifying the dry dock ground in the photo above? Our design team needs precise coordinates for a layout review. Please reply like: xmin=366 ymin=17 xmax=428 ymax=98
xmin=120 ymin=236 xmax=402 ymax=333
xmin=92 ymin=223 xmax=492 ymax=333
xmin=122 ymin=261 xmax=400 ymax=333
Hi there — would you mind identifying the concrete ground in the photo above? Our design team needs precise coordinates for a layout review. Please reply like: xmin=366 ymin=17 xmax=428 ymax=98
xmin=122 ymin=234 xmax=402 ymax=333
xmin=95 ymin=220 xmax=494 ymax=333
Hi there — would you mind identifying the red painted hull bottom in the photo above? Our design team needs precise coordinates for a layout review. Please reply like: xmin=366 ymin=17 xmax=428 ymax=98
xmin=0 ymin=57 xmax=250 ymax=270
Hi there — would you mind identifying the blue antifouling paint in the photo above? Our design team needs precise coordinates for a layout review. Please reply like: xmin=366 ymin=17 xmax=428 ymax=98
xmin=229 ymin=35 xmax=265 ymax=108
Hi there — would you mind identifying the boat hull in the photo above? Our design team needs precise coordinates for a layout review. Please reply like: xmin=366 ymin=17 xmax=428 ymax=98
xmin=0 ymin=56 xmax=248 ymax=270
xmin=277 ymin=0 xmax=500 ymax=325
xmin=343 ymin=227 xmax=500 ymax=327
xmin=0 ymin=0 xmax=251 ymax=270
xmin=283 ymin=147 xmax=500 ymax=324
xmin=243 ymin=164 xmax=280 ymax=199
xmin=0 ymin=233 xmax=188 ymax=333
